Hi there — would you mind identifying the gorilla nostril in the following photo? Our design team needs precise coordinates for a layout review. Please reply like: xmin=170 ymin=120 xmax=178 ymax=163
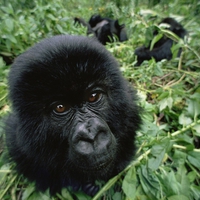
xmin=76 ymin=140 xmax=94 ymax=154
xmin=95 ymin=131 xmax=111 ymax=148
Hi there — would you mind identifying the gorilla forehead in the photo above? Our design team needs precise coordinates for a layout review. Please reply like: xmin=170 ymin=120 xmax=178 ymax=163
xmin=9 ymin=35 xmax=121 ymax=96
xmin=9 ymin=35 xmax=123 ymax=102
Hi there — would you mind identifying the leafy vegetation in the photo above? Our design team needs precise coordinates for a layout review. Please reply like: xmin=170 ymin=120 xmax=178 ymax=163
xmin=0 ymin=0 xmax=200 ymax=199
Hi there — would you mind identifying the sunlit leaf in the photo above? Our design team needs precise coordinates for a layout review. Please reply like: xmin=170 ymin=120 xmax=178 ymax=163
xmin=179 ymin=113 xmax=192 ymax=126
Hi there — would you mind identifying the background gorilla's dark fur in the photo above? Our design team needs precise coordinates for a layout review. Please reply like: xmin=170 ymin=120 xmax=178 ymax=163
xmin=135 ymin=17 xmax=187 ymax=66
xmin=74 ymin=14 xmax=128 ymax=45
xmin=5 ymin=35 xmax=141 ymax=196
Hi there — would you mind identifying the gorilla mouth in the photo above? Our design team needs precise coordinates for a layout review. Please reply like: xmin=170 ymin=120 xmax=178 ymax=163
xmin=79 ymin=158 xmax=113 ymax=172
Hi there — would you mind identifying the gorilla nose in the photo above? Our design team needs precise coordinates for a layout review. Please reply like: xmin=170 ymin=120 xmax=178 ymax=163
xmin=72 ymin=118 xmax=113 ymax=155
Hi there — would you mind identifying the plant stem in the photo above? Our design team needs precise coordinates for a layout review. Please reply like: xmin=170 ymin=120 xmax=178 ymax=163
xmin=171 ymin=119 xmax=200 ymax=137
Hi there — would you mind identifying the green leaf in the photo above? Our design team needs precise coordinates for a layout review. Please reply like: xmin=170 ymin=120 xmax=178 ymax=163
xmin=187 ymin=171 xmax=196 ymax=182
xmin=179 ymin=113 xmax=192 ymax=126
xmin=187 ymin=93 xmax=200 ymax=118
xmin=137 ymin=165 xmax=161 ymax=199
xmin=193 ymin=124 xmax=200 ymax=136
xmin=148 ymin=138 xmax=171 ymax=170
xmin=47 ymin=13 xmax=57 ymax=20
xmin=56 ymin=24 xmax=64 ymax=33
xmin=122 ymin=167 xmax=138 ymax=199
xmin=22 ymin=186 xmax=51 ymax=200
xmin=168 ymin=195 xmax=189 ymax=200
xmin=5 ymin=19 xmax=14 ymax=32
xmin=158 ymin=97 xmax=173 ymax=111
xmin=22 ymin=185 xmax=35 ymax=200
xmin=7 ymin=34 xmax=17 ymax=44
xmin=187 ymin=151 xmax=200 ymax=168
xmin=191 ymin=185 xmax=200 ymax=200
xmin=150 ymin=33 xmax=163 ymax=50
xmin=112 ymin=192 xmax=122 ymax=200
xmin=141 ymin=120 xmax=159 ymax=136
xmin=158 ymin=171 xmax=180 ymax=196
xmin=61 ymin=188 xmax=74 ymax=200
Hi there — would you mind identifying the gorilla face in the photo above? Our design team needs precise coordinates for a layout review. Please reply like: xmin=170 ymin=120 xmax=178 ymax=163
xmin=6 ymin=35 xmax=141 ymax=195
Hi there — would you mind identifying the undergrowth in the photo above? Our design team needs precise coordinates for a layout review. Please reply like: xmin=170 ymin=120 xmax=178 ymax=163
xmin=0 ymin=0 xmax=200 ymax=199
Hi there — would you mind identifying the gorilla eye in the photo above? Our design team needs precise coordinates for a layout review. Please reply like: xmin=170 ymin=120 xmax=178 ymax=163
xmin=88 ymin=92 xmax=102 ymax=103
xmin=55 ymin=104 xmax=66 ymax=113
xmin=52 ymin=102 xmax=70 ymax=114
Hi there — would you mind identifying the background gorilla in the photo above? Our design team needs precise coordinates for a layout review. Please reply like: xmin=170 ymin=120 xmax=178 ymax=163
xmin=134 ymin=17 xmax=187 ymax=66
xmin=5 ymin=35 xmax=141 ymax=196
xmin=74 ymin=14 xmax=128 ymax=45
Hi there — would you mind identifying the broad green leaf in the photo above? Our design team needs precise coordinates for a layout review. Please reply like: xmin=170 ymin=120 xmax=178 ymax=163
xmin=148 ymin=138 xmax=171 ymax=170
xmin=179 ymin=113 xmax=192 ymax=126
xmin=193 ymin=124 xmax=200 ymax=136
xmin=72 ymin=191 xmax=91 ymax=200
xmin=187 ymin=151 xmax=200 ymax=168
xmin=191 ymin=185 xmax=200 ymax=200
xmin=141 ymin=120 xmax=159 ymax=136
xmin=134 ymin=185 xmax=149 ymax=200
xmin=5 ymin=19 xmax=14 ymax=32
xmin=173 ymin=149 xmax=187 ymax=166
xmin=112 ymin=192 xmax=122 ymax=200
xmin=176 ymin=167 xmax=191 ymax=197
xmin=137 ymin=165 xmax=161 ymax=199
xmin=47 ymin=13 xmax=57 ymax=21
xmin=56 ymin=24 xmax=64 ymax=33
xmin=157 ymin=90 xmax=169 ymax=100
xmin=168 ymin=195 xmax=189 ymax=200
xmin=154 ymin=64 xmax=163 ymax=76
xmin=158 ymin=171 xmax=181 ymax=196
xmin=7 ymin=35 xmax=17 ymax=44
xmin=22 ymin=185 xmax=35 ymax=200
xmin=122 ymin=167 xmax=138 ymax=199
xmin=187 ymin=93 xmax=200 ymax=118
xmin=187 ymin=171 xmax=196 ymax=183
xmin=158 ymin=97 xmax=173 ymax=111
xmin=148 ymin=151 xmax=165 ymax=171
xmin=22 ymin=186 xmax=51 ymax=200
xmin=61 ymin=188 xmax=74 ymax=200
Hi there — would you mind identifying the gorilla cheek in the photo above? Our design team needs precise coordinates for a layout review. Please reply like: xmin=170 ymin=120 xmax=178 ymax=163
xmin=69 ymin=118 xmax=117 ymax=171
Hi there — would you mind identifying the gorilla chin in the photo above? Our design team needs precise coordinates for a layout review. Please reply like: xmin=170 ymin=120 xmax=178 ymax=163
xmin=5 ymin=35 xmax=142 ymax=196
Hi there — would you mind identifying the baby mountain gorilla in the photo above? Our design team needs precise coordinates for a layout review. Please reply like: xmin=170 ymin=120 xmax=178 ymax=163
xmin=135 ymin=17 xmax=187 ymax=66
xmin=5 ymin=35 xmax=141 ymax=196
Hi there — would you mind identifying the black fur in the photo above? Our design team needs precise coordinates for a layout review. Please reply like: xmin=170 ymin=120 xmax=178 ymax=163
xmin=5 ymin=35 xmax=141 ymax=196
xmin=74 ymin=14 xmax=128 ymax=45
xmin=135 ymin=17 xmax=187 ymax=66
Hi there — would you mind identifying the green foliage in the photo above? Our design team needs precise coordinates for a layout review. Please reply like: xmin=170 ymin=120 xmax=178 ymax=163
xmin=0 ymin=0 xmax=200 ymax=199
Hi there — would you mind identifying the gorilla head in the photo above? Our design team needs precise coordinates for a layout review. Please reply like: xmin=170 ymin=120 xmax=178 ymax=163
xmin=5 ymin=35 xmax=141 ymax=196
